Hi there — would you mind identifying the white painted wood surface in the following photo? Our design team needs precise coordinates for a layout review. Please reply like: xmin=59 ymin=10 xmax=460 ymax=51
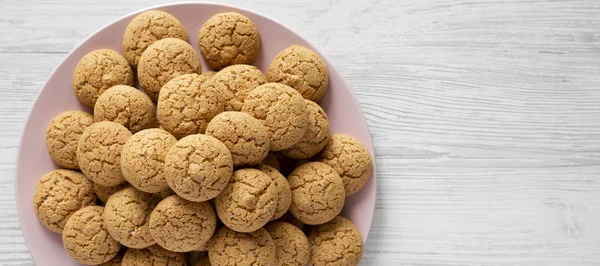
xmin=1 ymin=0 xmax=600 ymax=265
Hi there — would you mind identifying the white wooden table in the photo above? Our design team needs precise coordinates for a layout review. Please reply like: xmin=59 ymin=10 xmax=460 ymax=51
xmin=2 ymin=0 xmax=600 ymax=265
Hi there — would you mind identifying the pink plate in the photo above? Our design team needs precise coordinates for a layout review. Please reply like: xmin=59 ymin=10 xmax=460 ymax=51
xmin=15 ymin=2 xmax=377 ymax=265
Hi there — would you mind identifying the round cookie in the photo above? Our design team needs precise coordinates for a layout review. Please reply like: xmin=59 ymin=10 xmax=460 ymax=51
xmin=267 ymin=45 xmax=329 ymax=102
xmin=33 ymin=169 xmax=96 ymax=233
xmin=198 ymin=12 xmax=260 ymax=70
xmin=241 ymin=83 xmax=308 ymax=151
xmin=94 ymin=85 xmax=157 ymax=133
xmin=149 ymin=195 xmax=217 ymax=252
xmin=282 ymin=100 xmax=330 ymax=159
xmin=201 ymin=64 xmax=267 ymax=111
xmin=157 ymin=74 xmax=224 ymax=139
xmin=122 ymin=10 xmax=188 ymax=68
xmin=45 ymin=110 xmax=94 ymax=169
xmin=62 ymin=206 xmax=121 ymax=265
xmin=77 ymin=121 xmax=132 ymax=186
xmin=308 ymin=216 xmax=364 ymax=266
xmin=257 ymin=164 xmax=291 ymax=221
xmin=215 ymin=168 xmax=277 ymax=232
xmin=72 ymin=49 xmax=135 ymax=107
xmin=288 ymin=162 xmax=345 ymax=225
xmin=121 ymin=128 xmax=177 ymax=193
xmin=316 ymin=134 xmax=372 ymax=196
xmin=201 ymin=71 xmax=216 ymax=78
xmin=164 ymin=134 xmax=233 ymax=202
xmin=94 ymin=183 xmax=129 ymax=204
xmin=122 ymin=245 xmax=186 ymax=266
xmin=265 ymin=222 xmax=310 ymax=266
xmin=208 ymin=227 xmax=275 ymax=266
xmin=261 ymin=152 xmax=280 ymax=170
xmin=138 ymin=38 xmax=201 ymax=101
xmin=206 ymin=111 xmax=269 ymax=167
xmin=103 ymin=187 xmax=162 ymax=248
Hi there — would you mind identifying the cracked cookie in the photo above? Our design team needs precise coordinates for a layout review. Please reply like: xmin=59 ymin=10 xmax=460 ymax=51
xmin=121 ymin=128 xmax=177 ymax=193
xmin=46 ymin=110 xmax=94 ymax=169
xmin=122 ymin=245 xmax=186 ymax=266
xmin=257 ymin=164 xmax=291 ymax=221
xmin=282 ymin=100 xmax=330 ymax=159
xmin=198 ymin=12 xmax=260 ymax=70
xmin=94 ymin=183 xmax=129 ymax=204
xmin=241 ymin=83 xmax=308 ymax=151
xmin=149 ymin=195 xmax=217 ymax=252
xmin=201 ymin=71 xmax=216 ymax=78
xmin=208 ymin=226 xmax=275 ymax=266
xmin=201 ymin=64 xmax=267 ymax=111
xmin=94 ymin=85 xmax=157 ymax=133
xmin=62 ymin=206 xmax=121 ymax=265
xmin=267 ymin=45 xmax=329 ymax=102
xmin=316 ymin=134 xmax=372 ymax=196
xmin=33 ymin=169 xmax=96 ymax=233
xmin=164 ymin=134 xmax=233 ymax=202
xmin=122 ymin=10 xmax=189 ymax=68
xmin=206 ymin=111 xmax=269 ymax=167
xmin=307 ymin=216 xmax=363 ymax=266
xmin=138 ymin=38 xmax=201 ymax=101
xmin=288 ymin=162 xmax=345 ymax=225
xmin=72 ymin=49 xmax=134 ymax=107
xmin=265 ymin=221 xmax=310 ymax=266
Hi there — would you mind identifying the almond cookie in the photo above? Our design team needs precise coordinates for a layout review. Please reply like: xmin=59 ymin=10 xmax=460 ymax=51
xmin=198 ymin=12 xmax=260 ymax=70
xmin=94 ymin=85 xmax=157 ymax=133
xmin=45 ymin=110 xmax=94 ymax=169
xmin=216 ymin=168 xmax=277 ymax=232
xmin=288 ymin=162 xmax=345 ymax=225
xmin=77 ymin=121 xmax=132 ymax=186
xmin=94 ymin=183 xmax=129 ymax=204
xmin=257 ymin=164 xmax=291 ymax=221
xmin=104 ymin=187 xmax=162 ymax=249
xmin=149 ymin=195 xmax=217 ymax=252
xmin=33 ymin=169 xmax=96 ymax=233
xmin=316 ymin=134 xmax=372 ymax=196
xmin=201 ymin=64 xmax=267 ymax=111
xmin=267 ymin=45 xmax=329 ymax=102
xmin=62 ymin=206 xmax=121 ymax=265
xmin=261 ymin=152 xmax=280 ymax=170
xmin=201 ymin=71 xmax=217 ymax=78
xmin=72 ymin=49 xmax=135 ymax=107
xmin=241 ymin=83 xmax=308 ymax=151
xmin=122 ymin=245 xmax=186 ymax=266
xmin=265 ymin=222 xmax=310 ymax=266
xmin=282 ymin=100 xmax=330 ymax=159
xmin=138 ymin=38 xmax=201 ymax=101
xmin=308 ymin=216 xmax=364 ymax=266
xmin=208 ymin=227 xmax=275 ymax=266
xmin=121 ymin=128 xmax=177 ymax=193
xmin=122 ymin=10 xmax=189 ymax=68
xmin=206 ymin=111 xmax=269 ymax=167
xmin=157 ymin=74 xmax=224 ymax=139
xmin=164 ymin=134 xmax=233 ymax=202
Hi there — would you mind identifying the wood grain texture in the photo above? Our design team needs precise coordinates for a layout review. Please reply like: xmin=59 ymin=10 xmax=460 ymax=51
xmin=2 ymin=0 xmax=600 ymax=265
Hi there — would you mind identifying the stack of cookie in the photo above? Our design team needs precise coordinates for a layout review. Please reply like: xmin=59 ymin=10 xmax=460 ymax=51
xmin=34 ymin=9 xmax=372 ymax=266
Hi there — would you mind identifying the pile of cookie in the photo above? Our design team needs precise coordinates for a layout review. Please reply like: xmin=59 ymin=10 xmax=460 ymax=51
xmin=34 ymin=10 xmax=372 ymax=266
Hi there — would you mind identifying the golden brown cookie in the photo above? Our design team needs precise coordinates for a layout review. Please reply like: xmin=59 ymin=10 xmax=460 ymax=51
xmin=267 ymin=45 xmax=329 ymax=102
xmin=62 ymin=206 xmax=121 ymax=265
xmin=94 ymin=85 xmax=157 ymax=133
xmin=265 ymin=222 xmax=310 ymax=266
xmin=121 ymin=128 xmax=177 ymax=193
xmin=216 ymin=168 xmax=277 ymax=232
xmin=261 ymin=152 xmax=280 ymax=170
xmin=94 ymin=183 xmax=129 ymax=204
xmin=122 ymin=245 xmax=186 ymax=266
xmin=77 ymin=121 xmax=132 ymax=186
xmin=257 ymin=164 xmax=291 ymax=221
xmin=157 ymin=74 xmax=224 ymax=139
xmin=98 ymin=247 xmax=126 ymax=266
xmin=201 ymin=71 xmax=217 ymax=79
xmin=198 ymin=12 xmax=260 ymax=70
xmin=164 ymin=134 xmax=233 ymax=202
xmin=103 ymin=187 xmax=162 ymax=248
xmin=206 ymin=111 xmax=269 ymax=167
xmin=201 ymin=64 xmax=267 ymax=111
xmin=122 ymin=10 xmax=189 ymax=68
xmin=288 ymin=162 xmax=345 ymax=225
xmin=149 ymin=195 xmax=217 ymax=252
xmin=316 ymin=134 xmax=372 ymax=196
xmin=308 ymin=216 xmax=363 ymax=266
xmin=208 ymin=227 xmax=275 ymax=266
xmin=33 ymin=169 xmax=96 ymax=233
xmin=241 ymin=83 xmax=308 ymax=151
xmin=45 ymin=110 xmax=94 ymax=169
xmin=282 ymin=100 xmax=330 ymax=159
xmin=72 ymin=49 xmax=135 ymax=107
xmin=138 ymin=38 xmax=201 ymax=101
